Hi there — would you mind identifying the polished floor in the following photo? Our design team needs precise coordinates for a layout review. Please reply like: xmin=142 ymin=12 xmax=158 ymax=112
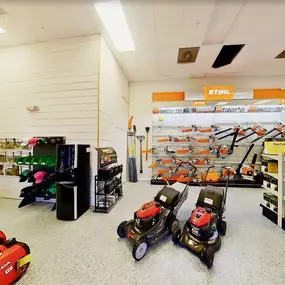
xmin=1 ymin=181 xmax=285 ymax=285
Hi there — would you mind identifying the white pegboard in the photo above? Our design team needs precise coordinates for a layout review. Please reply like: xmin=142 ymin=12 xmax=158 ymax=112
xmin=151 ymin=109 xmax=283 ymax=179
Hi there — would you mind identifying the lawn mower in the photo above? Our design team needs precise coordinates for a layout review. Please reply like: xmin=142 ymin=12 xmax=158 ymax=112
xmin=117 ymin=162 xmax=195 ymax=261
xmin=0 ymin=231 xmax=31 ymax=284
xmin=172 ymin=166 xmax=234 ymax=269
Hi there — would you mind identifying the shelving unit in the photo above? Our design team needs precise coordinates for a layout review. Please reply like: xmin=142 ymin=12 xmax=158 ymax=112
xmin=261 ymin=170 xmax=278 ymax=180
xmin=0 ymin=144 xmax=31 ymax=177
xmin=150 ymin=101 xmax=285 ymax=189
xmin=16 ymin=137 xmax=65 ymax=210
xmin=94 ymin=147 xmax=123 ymax=213
xmin=260 ymin=153 xmax=285 ymax=229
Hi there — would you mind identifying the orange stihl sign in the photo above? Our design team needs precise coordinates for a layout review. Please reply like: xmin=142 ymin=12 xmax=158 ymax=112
xmin=204 ymin=86 xmax=234 ymax=100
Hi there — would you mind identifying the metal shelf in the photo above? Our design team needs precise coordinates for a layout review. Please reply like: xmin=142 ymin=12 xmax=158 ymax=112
xmin=262 ymin=185 xmax=278 ymax=196
xmin=261 ymin=170 xmax=278 ymax=180
xmin=261 ymin=153 xmax=278 ymax=161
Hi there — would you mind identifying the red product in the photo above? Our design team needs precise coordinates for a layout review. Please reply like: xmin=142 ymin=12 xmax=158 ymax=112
xmin=190 ymin=207 xmax=212 ymax=227
xmin=136 ymin=202 xmax=161 ymax=219
xmin=0 ymin=231 xmax=31 ymax=285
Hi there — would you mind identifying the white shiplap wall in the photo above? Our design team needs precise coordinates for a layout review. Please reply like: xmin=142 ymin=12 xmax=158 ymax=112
xmin=99 ymin=37 xmax=129 ymax=188
xmin=0 ymin=35 xmax=100 ymax=199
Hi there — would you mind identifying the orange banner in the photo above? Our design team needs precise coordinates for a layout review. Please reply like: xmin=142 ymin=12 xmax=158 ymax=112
xmin=152 ymin=92 xmax=185 ymax=102
xmin=254 ymin=89 xmax=285 ymax=99
xmin=204 ymin=86 xmax=234 ymax=100
xmin=192 ymin=100 xmax=206 ymax=106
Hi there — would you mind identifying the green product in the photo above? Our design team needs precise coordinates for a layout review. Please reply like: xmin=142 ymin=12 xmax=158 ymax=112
xmin=263 ymin=192 xmax=272 ymax=203
xmin=16 ymin=156 xmax=56 ymax=166
xmin=270 ymin=195 xmax=278 ymax=207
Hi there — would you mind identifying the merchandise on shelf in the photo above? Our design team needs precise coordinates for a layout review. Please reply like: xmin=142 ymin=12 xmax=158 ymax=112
xmin=94 ymin=147 xmax=123 ymax=213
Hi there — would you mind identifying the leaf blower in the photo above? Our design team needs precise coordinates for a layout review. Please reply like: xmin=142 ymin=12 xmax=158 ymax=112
xmin=0 ymin=231 xmax=31 ymax=284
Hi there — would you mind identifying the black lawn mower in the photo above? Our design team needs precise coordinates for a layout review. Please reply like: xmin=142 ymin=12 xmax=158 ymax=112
xmin=117 ymin=162 xmax=195 ymax=261
xmin=172 ymin=166 xmax=234 ymax=268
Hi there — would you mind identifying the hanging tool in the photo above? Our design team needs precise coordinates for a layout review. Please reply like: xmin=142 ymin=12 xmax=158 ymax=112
xmin=136 ymin=135 xmax=145 ymax=174
xmin=235 ymin=124 xmax=262 ymax=143
xmin=214 ymin=127 xmax=232 ymax=136
xmin=181 ymin=125 xmax=219 ymax=133
xmin=212 ymin=128 xmax=239 ymax=159
xmin=188 ymin=157 xmax=215 ymax=165
xmin=133 ymin=125 xmax=138 ymax=179
xmin=127 ymin=116 xmax=138 ymax=183
xmin=218 ymin=123 xmax=251 ymax=140
xmin=145 ymin=127 xmax=150 ymax=161
xmin=251 ymin=122 xmax=284 ymax=143
xmin=235 ymin=144 xmax=255 ymax=178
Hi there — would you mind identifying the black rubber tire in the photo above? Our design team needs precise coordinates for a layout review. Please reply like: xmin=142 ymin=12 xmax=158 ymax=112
xmin=117 ymin=221 xmax=127 ymax=238
xmin=172 ymin=229 xmax=181 ymax=244
xmin=132 ymin=241 xmax=148 ymax=261
xmin=167 ymin=215 xmax=179 ymax=233
xmin=204 ymin=246 xmax=215 ymax=269
xmin=219 ymin=220 xmax=227 ymax=236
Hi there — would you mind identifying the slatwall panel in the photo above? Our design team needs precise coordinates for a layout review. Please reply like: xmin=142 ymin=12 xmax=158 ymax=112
xmin=0 ymin=35 xmax=100 ymax=199
xmin=96 ymin=37 xmax=129 ymax=207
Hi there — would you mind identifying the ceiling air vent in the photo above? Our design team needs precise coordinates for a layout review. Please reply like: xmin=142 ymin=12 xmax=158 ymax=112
xmin=177 ymin=47 xmax=200 ymax=63
xmin=212 ymin=44 xmax=245 ymax=68
xmin=275 ymin=50 xmax=285 ymax=59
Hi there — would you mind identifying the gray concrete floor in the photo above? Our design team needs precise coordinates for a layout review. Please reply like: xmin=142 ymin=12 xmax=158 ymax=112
xmin=1 ymin=181 xmax=285 ymax=285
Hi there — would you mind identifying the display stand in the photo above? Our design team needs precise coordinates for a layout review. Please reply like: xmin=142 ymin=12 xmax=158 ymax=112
xmin=150 ymin=101 xmax=284 ymax=187
xmin=260 ymin=153 xmax=285 ymax=230
xmin=94 ymin=147 xmax=123 ymax=213
xmin=16 ymin=137 xmax=65 ymax=210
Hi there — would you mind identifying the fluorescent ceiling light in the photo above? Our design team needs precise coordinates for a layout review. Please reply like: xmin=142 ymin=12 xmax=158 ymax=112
xmin=255 ymin=99 xmax=271 ymax=105
xmin=216 ymin=101 xmax=228 ymax=106
xmin=94 ymin=0 xmax=135 ymax=52
xmin=0 ymin=27 xmax=6 ymax=34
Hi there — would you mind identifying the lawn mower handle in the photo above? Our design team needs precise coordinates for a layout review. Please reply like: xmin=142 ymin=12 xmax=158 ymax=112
xmin=164 ymin=161 xmax=184 ymax=185
xmin=202 ymin=165 xmax=215 ymax=186
xmin=221 ymin=166 xmax=235 ymax=211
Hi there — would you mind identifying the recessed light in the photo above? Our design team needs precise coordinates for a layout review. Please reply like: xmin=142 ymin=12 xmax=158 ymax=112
xmin=0 ymin=27 xmax=6 ymax=34
xmin=94 ymin=0 xmax=135 ymax=52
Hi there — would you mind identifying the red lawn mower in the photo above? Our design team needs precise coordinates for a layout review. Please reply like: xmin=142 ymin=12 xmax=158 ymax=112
xmin=0 ymin=231 xmax=31 ymax=284
xmin=117 ymin=162 xmax=195 ymax=261
xmin=172 ymin=166 xmax=235 ymax=268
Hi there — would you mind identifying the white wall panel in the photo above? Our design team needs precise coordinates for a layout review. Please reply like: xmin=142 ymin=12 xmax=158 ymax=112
xmin=0 ymin=35 xmax=100 ymax=199
xmin=98 ymin=36 xmax=129 ymax=204
xmin=130 ymin=76 xmax=285 ymax=180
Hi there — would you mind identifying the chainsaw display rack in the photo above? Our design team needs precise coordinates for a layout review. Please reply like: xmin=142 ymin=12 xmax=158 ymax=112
xmin=16 ymin=136 xmax=65 ymax=210
xmin=151 ymin=101 xmax=284 ymax=187
xmin=94 ymin=147 xmax=123 ymax=213
xmin=260 ymin=153 xmax=285 ymax=230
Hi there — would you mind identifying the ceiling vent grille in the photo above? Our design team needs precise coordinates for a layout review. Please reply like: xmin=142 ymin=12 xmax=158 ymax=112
xmin=177 ymin=47 xmax=200 ymax=63
xmin=275 ymin=50 xmax=285 ymax=59
xmin=212 ymin=44 xmax=245 ymax=68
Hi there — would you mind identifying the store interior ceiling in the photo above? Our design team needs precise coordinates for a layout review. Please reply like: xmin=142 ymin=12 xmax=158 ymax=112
xmin=0 ymin=0 xmax=285 ymax=81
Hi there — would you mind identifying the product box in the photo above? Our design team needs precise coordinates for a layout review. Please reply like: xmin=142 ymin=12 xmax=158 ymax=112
xmin=270 ymin=179 xmax=278 ymax=191
xmin=263 ymin=177 xmax=270 ymax=188
xmin=268 ymin=162 xmax=278 ymax=173
xmin=270 ymin=195 xmax=278 ymax=207
xmin=263 ymin=192 xmax=271 ymax=202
